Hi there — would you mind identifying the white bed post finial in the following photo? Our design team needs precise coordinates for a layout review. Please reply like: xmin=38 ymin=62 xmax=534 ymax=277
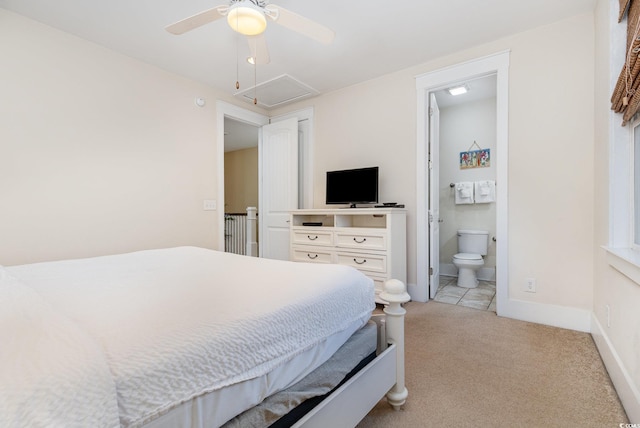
xmin=380 ymin=279 xmax=410 ymax=410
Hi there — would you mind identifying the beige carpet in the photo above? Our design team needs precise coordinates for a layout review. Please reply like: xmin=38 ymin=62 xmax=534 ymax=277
xmin=358 ymin=301 xmax=628 ymax=428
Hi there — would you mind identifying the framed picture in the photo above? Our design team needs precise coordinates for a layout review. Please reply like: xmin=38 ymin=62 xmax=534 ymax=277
xmin=460 ymin=148 xmax=490 ymax=169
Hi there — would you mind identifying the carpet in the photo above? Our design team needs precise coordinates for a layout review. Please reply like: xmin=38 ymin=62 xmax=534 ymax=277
xmin=358 ymin=301 xmax=628 ymax=427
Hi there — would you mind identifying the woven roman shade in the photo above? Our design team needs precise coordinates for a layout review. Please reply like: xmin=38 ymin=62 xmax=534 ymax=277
xmin=612 ymin=0 xmax=640 ymax=125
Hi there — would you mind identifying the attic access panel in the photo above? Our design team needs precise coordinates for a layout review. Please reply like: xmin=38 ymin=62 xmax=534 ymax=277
xmin=234 ymin=74 xmax=319 ymax=109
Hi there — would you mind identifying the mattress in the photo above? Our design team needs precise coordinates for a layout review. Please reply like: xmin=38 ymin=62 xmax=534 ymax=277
xmin=0 ymin=246 xmax=375 ymax=427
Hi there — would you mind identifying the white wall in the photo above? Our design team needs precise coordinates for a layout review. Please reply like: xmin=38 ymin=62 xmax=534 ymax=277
xmin=0 ymin=9 xmax=264 ymax=265
xmin=273 ymin=12 xmax=595 ymax=313
xmin=3 ymin=7 xmax=596 ymax=316
xmin=439 ymin=97 xmax=497 ymax=272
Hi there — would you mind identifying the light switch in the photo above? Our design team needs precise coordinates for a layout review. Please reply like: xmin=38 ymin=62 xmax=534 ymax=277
xmin=203 ymin=200 xmax=217 ymax=211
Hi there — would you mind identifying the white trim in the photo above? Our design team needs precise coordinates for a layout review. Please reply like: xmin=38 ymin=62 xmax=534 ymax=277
xmin=610 ymin=0 xmax=632 ymax=248
xmin=591 ymin=313 xmax=640 ymax=422
xmin=498 ymin=298 xmax=591 ymax=332
xmin=216 ymin=101 xmax=269 ymax=251
xmin=632 ymin=118 xmax=640 ymax=249
xmin=605 ymin=246 xmax=640 ymax=286
xmin=415 ymin=51 xmax=510 ymax=309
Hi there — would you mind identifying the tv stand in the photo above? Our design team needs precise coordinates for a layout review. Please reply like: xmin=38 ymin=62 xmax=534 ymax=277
xmin=289 ymin=208 xmax=407 ymax=303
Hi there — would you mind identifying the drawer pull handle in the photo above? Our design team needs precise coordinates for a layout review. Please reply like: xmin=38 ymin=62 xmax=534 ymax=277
xmin=353 ymin=237 xmax=367 ymax=244
xmin=307 ymin=235 xmax=318 ymax=241
xmin=307 ymin=254 xmax=318 ymax=259
xmin=353 ymin=258 xmax=367 ymax=265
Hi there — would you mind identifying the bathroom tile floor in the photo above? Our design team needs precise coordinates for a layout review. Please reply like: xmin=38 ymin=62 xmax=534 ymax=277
xmin=434 ymin=276 xmax=496 ymax=312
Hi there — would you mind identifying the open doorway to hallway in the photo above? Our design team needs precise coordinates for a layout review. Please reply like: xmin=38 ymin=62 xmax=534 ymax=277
xmin=223 ymin=117 xmax=259 ymax=256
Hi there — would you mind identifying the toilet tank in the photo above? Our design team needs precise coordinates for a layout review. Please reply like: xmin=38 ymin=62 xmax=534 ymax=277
xmin=457 ymin=230 xmax=489 ymax=255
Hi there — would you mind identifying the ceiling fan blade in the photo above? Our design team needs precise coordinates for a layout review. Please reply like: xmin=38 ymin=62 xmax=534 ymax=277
xmin=165 ymin=5 xmax=228 ymax=35
xmin=266 ymin=5 xmax=335 ymax=45
xmin=247 ymin=34 xmax=271 ymax=64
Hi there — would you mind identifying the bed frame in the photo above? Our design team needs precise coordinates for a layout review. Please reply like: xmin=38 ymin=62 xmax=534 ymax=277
xmin=292 ymin=278 xmax=410 ymax=427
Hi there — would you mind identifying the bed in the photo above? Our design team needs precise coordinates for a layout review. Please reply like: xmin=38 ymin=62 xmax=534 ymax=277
xmin=0 ymin=246 xmax=409 ymax=427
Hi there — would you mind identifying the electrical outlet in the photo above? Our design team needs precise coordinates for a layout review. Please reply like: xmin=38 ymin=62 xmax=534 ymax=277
xmin=524 ymin=278 xmax=536 ymax=293
xmin=203 ymin=199 xmax=217 ymax=211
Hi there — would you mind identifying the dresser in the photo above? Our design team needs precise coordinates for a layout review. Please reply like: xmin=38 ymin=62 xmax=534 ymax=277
xmin=289 ymin=208 xmax=406 ymax=303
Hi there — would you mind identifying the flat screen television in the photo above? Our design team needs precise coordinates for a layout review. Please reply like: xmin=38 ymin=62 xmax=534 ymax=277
xmin=326 ymin=166 xmax=379 ymax=208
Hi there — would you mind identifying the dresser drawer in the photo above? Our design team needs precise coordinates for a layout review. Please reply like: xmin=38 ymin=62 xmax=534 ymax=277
xmin=292 ymin=230 xmax=333 ymax=246
xmin=336 ymin=252 xmax=386 ymax=274
xmin=335 ymin=232 xmax=386 ymax=251
xmin=292 ymin=248 xmax=333 ymax=264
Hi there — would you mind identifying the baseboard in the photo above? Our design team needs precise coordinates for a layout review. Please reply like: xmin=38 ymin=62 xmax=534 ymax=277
xmin=497 ymin=298 xmax=592 ymax=333
xmin=591 ymin=314 xmax=640 ymax=423
xmin=440 ymin=263 xmax=495 ymax=281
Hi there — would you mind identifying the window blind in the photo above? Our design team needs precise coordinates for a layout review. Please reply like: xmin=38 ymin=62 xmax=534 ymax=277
xmin=612 ymin=0 xmax=640 ymax=125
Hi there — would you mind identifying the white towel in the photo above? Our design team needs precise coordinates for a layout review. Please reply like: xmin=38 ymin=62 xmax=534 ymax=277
xmin=474 ymin=180 xmax=496 ymax=203
xmin=455 ymin=182 xmax=474 ymax=204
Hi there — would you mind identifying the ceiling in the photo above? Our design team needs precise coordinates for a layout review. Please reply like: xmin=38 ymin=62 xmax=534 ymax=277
xmin=0 ymin=0 xmax=596 ymax=109
xmin=225 ymin=117 xmax=259 ymax=152
xmin=434 ymin=74 xmax=497 ymax=109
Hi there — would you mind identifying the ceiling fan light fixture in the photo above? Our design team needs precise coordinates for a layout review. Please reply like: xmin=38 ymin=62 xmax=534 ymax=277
xmin=227 ymin=4 xmax=267 ymax=36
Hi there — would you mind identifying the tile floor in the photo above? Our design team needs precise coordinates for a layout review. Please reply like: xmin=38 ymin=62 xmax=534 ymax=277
xmin=434 ymin=275 xmax=496 ymax=312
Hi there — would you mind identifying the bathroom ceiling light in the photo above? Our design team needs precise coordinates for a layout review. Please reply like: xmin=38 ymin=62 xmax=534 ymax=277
xmin=448 ymin=85 xmax=468 ymax=96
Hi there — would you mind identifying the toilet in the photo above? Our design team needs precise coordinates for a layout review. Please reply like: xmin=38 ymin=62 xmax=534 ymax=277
xmin=452 ymin=229 xmax=489 ymax=288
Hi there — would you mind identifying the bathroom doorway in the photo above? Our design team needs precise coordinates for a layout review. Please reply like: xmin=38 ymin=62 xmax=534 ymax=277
xmin=432 ymin=74 xmax=497 ymax=312
xmin=415 ymin=51 xmax=509 ymax=317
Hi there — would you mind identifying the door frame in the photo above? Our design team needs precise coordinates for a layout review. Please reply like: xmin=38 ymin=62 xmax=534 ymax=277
xmin=428 ymin=92 xmax=440 ymax=299
xmin=216 ymin=102 xmax=315 ymax=252
xmin=216 ymin=101 xmax=269 ymax=251
xmin=415 ymin=51 xmax=509 ymax=317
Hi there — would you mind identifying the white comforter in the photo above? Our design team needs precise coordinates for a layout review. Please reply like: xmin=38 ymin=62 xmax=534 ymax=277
xmin=1 ymin=247 xmax=374 ymax=427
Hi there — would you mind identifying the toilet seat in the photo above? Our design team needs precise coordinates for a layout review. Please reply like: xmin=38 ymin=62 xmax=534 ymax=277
xmin=453 ymin=253 xmax=482 ymax=261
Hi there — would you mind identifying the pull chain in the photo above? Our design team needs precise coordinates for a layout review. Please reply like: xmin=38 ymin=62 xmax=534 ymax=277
xmin=235 ymin=11 xmax=240 ymax=90
xmin=253 ymin=59 xmax=257 ymax=105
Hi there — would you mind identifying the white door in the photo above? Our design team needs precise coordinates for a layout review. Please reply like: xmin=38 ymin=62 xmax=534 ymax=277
xmin=429 ymin=93 xmax=441 ymax=299
xmin=259 ymin=117 xmax=299 ymax=260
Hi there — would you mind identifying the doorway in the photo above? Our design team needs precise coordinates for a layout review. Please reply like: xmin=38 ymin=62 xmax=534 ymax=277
xmin=216 ymin=102 xmax=315 ymax=259
xmin=432 ymin=74 xmax=497 ymax=312
xmin=415 ymin=51 xmax=509 ymax=318
xmin=223 ymin=117 xmax=259 ymax=255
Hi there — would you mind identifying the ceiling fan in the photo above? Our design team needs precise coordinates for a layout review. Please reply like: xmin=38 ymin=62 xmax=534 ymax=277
xmin=165 ymin=0 xmax=335 ymax=65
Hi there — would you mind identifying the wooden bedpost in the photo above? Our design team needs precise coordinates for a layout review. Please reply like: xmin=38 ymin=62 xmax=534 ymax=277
xmin=380 ymin=279 xmax=410 ymax=411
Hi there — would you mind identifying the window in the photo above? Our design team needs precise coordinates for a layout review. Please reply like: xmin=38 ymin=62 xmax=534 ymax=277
xmin=634 ymin=119 xmax=640 ymax=247
xmin=605 ymin=1 xmax=640 ymax=285
xmin=606 ymin=118 xmax=640 ymax=284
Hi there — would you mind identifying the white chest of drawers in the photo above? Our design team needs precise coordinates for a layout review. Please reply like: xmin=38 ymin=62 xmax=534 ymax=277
xmin=289 ymin=208 xmax=406 ymax=303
